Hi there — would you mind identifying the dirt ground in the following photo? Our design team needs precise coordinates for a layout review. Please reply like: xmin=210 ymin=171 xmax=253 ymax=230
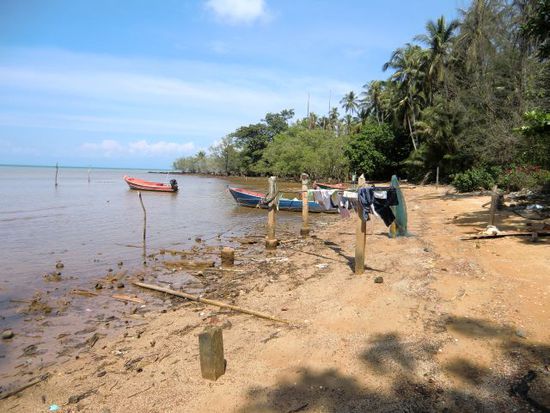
xmin=1 ymin=185 xmax=549 ymax=412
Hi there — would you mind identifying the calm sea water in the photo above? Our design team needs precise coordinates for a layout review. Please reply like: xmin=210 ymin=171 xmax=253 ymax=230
xmin=0 ymin=166 xmax=309 ymax=319
xmin=0 ymin=166 xmax=322 ymax=382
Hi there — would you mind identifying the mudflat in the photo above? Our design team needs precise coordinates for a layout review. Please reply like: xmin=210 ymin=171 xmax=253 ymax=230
xmin=1 ymin=185 xmax=548 ymax=412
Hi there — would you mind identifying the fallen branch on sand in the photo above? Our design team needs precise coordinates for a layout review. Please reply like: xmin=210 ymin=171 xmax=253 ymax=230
xmin=0 ymin=374 xmax=50 ymax=400
xmin=461 ymin=231 xmax=550 ymax=240
xmin=133 ymin=282 xmax=289 ymax=324
xmin=112 ymin=294 xmax=145 ymax=304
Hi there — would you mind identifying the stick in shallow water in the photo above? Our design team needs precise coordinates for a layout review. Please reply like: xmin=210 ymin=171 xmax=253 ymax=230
xmin=133 ymin=281 xmax=290 ymax=324
xmin=138 ymin=191 xmax=147 ymax=263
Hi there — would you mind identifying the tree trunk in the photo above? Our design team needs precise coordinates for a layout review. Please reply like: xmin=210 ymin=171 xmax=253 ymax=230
xmin=407 ymin=115 xmax=418 ymax=151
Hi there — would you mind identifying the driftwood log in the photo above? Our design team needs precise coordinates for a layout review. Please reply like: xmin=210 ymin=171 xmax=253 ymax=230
xmin=133 ymin=282 xmax=289 ymax=324
xmin=461 ymin=231 xmax=550 ymax=240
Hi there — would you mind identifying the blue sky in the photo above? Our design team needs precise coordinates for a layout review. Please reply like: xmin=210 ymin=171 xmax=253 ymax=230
xmin=0 ymin=0 xmax=468 ymax=168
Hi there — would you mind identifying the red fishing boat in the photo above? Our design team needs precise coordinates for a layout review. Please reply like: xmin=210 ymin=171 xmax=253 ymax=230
xmin=313 ymin=182 xmax=348 ymax=190
xmin=123 ymin=176 xmax=178 ymax=192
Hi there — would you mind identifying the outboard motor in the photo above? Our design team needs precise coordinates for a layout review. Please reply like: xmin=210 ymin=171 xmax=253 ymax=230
xmin=170 ymin=179 xmax=178 ymax=191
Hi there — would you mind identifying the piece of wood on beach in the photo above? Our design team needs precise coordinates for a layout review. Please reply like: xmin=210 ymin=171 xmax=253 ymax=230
xmin=461 ymin=231 xmax=550 ymax=240
xmin=71 ymin=289 xmax=99 ymax=297
xmin=265 ymin=176 xmax=279 ymax=250
xmin=355 ymin=174 xmax=367 ymax=274
xmin=300 ymin=173 xmax=310 ymax=237
xmin=199 ymin=326 xmax=225 ymax=381
xmin=221 ymin=247 xmax=235 ymax=267
xmin=0 ymin=374 xmax=50 ymax=400
xmin=163 ymin=260 xmax=215 ymax=270
xmin=133 ymin=281 xmax=289 ymax=324
xmin=112 ymin=294 xmax=145 ymax=304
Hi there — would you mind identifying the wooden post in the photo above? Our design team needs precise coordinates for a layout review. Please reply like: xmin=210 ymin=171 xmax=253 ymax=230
xmin=355 ymin=174 xmax=367 ymax=274
xmin=199 ymin=327 xmax=225 ymax=381
xmin=138 ymin=192 xmax=147 ymax=262
xmin=300 ymin=173 xmax=310 ymax=237
xmin=87 ymin=168 xmax=91 ymax=183
xmin=221 ymin=247 xmax=234 ymax=267
xmin=265 ymin=176 xmax=278 ymax=250
xmin=488 ymin=185 xmax=498 ymax=226
xmin=55 ymin=162 xmax=59 ymax=187
xmin=436 ymin=166 xmax=439 ymax=189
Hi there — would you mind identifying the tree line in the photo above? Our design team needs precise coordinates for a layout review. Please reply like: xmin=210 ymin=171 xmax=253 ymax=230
xmin=174 ymin=0 xmax=549 ymax=191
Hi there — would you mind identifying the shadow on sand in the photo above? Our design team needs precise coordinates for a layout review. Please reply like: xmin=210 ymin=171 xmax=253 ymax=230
xmin=239 ymin=316 xmax=550 ymax=412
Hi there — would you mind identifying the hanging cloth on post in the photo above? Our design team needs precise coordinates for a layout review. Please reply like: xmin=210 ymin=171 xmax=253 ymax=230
xmin=357 ymin=186 xmax=399 ymax=227
xmin=312 ymin=189 xmax=336 ymax=211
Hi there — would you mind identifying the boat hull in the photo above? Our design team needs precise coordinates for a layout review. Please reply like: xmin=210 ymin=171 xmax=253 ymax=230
xmin=124 ymin=176 xmax=178 ymax=192
xmin=228 ymin=187 xmax=337 ymax=213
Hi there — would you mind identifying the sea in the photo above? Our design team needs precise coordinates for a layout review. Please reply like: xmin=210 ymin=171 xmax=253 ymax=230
xmin=0 ymin=165 xmax=318 ymax=384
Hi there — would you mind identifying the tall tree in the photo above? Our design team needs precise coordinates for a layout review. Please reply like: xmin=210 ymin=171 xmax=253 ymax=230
xmin=340 ymin=91 xmax=360 ymax=116
xmin=415 ymin=15 xmax=460 ymax=101
xmin=360 ymin=80 xmax=386 ymax=124
xmin=383 ymin=44 xmax=428 ymax=150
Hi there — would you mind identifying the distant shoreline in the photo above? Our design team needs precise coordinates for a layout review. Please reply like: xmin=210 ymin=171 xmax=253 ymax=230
xmin=0 ymin=163 xmax=169 ymax=171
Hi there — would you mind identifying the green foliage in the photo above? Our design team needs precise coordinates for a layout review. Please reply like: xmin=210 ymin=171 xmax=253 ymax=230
xmin=521 ymin=0 xmax=550 ymax=60
xmin=208 ymin=136 xmax=240 ymax=175
xmin=497 ymin=166 xmax=550 ymax=192
xmin=231 ymin=109 xmax=294 ymax=175
xmin=516 ymin=110 xmax=550 ymax=169
xmin=452 ymin=168 xmax=495 ymax=192
xmin=259 ymin=126 xmax=349 ymax=180
xmin=345 ymin=122 xmax=397 ymax=179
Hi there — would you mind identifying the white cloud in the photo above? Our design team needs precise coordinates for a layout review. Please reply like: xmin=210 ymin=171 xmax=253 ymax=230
xmin=81 ymin=139 xmax=195 ymax=157
xmin=205 ymin=0 xmax=268 ymax=24
xmin=0 ymin=47 xmax=356 ymax=147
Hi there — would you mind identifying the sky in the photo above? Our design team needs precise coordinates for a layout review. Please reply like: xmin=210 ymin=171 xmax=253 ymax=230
xmin=0 ymin=0 xmax=468 ymax=169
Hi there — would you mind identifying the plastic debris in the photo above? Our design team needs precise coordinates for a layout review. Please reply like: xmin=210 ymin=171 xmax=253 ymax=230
xmin=49 ymin=405 xmax=60 ymax=411
xmin=480 ymin=225 xmax=501 ymax=236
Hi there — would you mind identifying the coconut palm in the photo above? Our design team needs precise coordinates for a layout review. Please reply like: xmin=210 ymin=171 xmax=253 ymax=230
xmin=383 ymin=44 xmax=429 ymax=150
xmin=340 ymin=91 xmax=359 ymax=116
xmin=360 ymin=80 xmax=386 ymax=124
xmin=415 ymin=15 xmax=460 ymax=101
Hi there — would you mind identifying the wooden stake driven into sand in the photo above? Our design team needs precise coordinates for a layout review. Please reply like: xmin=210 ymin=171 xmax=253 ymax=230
xmin=133 ymin=282 xmax=289 ymax=324
xmin=300 ymin=173 xmax=310 ymax=237
xmin=355 ymin=175 xmax=367 ymax=274
xmin=265 ymin=176 xmax=279 ymax=250
xmin=488 ymin=185 xmax=499 ymax=226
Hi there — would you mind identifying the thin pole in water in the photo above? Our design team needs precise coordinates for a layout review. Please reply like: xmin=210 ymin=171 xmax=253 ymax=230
xmin=138 ymin=191 xmax=147 ymax=263
xmin=87 ymin=168 xmax=91 ymax=183
xmin=55 ymin=163 xmax=59 ymax=187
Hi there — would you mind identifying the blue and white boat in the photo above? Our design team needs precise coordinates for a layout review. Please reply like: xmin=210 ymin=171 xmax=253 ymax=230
xmin=228 ymin=187 xmax=338 ymax=213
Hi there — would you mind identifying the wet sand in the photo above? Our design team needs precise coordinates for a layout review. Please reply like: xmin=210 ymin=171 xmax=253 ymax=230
xmin=0 ymin=185 xmax=549 ymax=412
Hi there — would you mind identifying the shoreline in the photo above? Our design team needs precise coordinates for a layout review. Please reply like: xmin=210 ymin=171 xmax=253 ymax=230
xmin=1 ymin=185 xmax=548 ymax=412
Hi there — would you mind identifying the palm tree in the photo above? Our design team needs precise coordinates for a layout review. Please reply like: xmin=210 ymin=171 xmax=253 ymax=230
xmin=383 ymin=44 xmax=428 ymax=150
xmin=360 ymin=80 xmax=386 ymax=124
xmin=415 ymin=15 xmax=460 ymax=101
xmin=340 ymin=91 xmax=359 ymax=116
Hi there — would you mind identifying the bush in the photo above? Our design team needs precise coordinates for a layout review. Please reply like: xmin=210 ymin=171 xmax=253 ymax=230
xmin=452 ymin=168 xmax=495 ymax=192
xmin=497 ymin=166 xmax=550 ymax=192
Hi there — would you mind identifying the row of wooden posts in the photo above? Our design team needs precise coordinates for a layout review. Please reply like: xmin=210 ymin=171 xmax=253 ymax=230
xmin=198 ymin=174 xmax=369 ymax=381
xmin=264 ymin=174 xmax=368 ymax=275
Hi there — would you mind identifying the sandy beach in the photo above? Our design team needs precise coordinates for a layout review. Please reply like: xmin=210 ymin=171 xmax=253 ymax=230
xmin=1 ymin=185 xmax=548 ymax=412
